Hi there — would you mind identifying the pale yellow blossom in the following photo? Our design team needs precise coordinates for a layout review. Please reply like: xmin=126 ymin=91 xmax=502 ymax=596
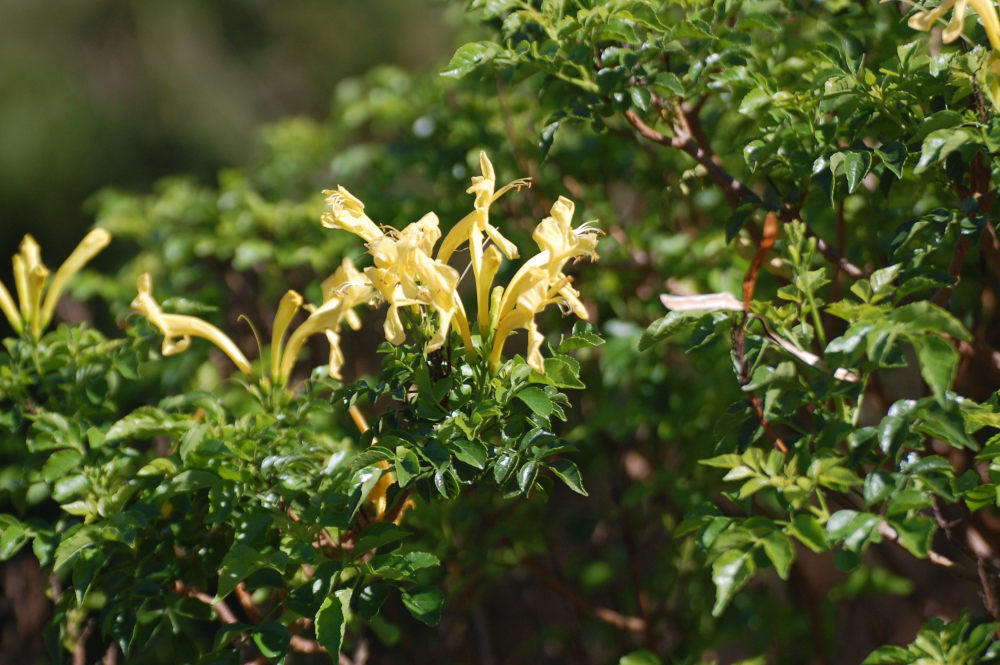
xmin=321 ymin=186 xmax=384 ymax=242
xmin=437 ymin=152 xmax=530 ymax=328
xmin=278 ymin=258 xmax=374 ymax=382
xmin=0 ymin=229 xmax=111 ymax=339
xmin=908 ymin=0 xmax=1000 ymax=51
xmin=132 ymin=273 xmax=253 ymax=376
xmin=489 ymin=197 xmax=599 ymax=373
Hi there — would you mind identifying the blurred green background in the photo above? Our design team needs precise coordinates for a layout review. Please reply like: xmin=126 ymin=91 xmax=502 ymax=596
xmin=0 ymin=0 xmax=455 ymax=259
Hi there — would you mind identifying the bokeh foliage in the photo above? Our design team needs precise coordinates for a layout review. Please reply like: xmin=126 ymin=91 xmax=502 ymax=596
xmin=7 ymin=0 xmax=1000 ymax=664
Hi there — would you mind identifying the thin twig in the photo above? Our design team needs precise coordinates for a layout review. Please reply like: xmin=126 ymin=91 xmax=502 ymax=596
xmin=234 ymin=583 xmax=264 ymax=624
xmin=520 ymin=558 xmax=647 ymax=633
xmin=875 ymin=521 xmax=978 ymax=581
xmin=623 ymin=107 xmax=868 ymax=279
xmin=73 ymin=617 xmax=95 ymax=665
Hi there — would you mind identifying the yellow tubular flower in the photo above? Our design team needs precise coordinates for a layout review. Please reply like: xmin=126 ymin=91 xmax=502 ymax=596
xmin=13 ymin=236 xmax=41 ymax=322
xmin=0 ymin=280 xmax=21 ymax=333
xmin=132 ymin=273 xmax=253 ymax=376
xmin=489 ymin=275 xmax=553 ymax=373
xmin=477 ymin=246 xmax=503 ymax=332
xmin=909 ymin=0 xmax=1000 ymax=51
xmin=278 ymin=258 xmax=374 ymax=383
xmin=411 ymin=250 xmax=473 ymax=353
xmin=0 ymin=230 xmax=111 ymax=338
xmin=437 ymin=153 xmax=526 ymax=267
xmin=321 ymin=186 xmax=384 ymax=243
xmin=489 ymin=197 xmax=599 ymax=373
xmin=26 ymin=263 xmax=50 ymax=340
xmin=39 ymin=228 xmax=111 ymax=330
xmin=270 ymin=290 xmax=304 ymax=381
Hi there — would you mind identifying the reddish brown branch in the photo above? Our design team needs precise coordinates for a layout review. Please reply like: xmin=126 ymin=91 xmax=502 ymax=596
xmin=875 ymin=522 xmax=978 ymax=581
xmin=624 ymin=107 xmax=754 ymax=210
xmin=623 ymin=107 xmax=868 ymax=280
xmin=172 ymin=580 xmax=239 ymax=625
xmin=73 ymin=617 xmax=95 ymax=665
xmin=234 ymin=583 xmax=264 ymax=624
xmin=520 ymin=559 xmax=647 ymax=633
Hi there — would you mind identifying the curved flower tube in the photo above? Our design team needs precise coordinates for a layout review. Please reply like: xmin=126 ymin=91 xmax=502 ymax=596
xmin=278 ymin=258 xmax=374 ymax=383
xmin=437 ymin=152 xmax=530 ymax=330
xmin=132 ymin=273 xmax=253 ymax=376
xmin=908 ymin=0 xmax=1000 ymax=51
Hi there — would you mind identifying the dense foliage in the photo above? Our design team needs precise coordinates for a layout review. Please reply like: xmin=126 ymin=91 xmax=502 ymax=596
xmin=8 ymin=0 xmax=1000 ymax=663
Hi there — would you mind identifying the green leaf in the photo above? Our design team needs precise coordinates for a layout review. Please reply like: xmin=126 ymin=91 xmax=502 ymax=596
xmin=217 ymin=543 xmax=288 ymax=600
xmin=619 ymin=650 xmax=663 ymax=665
xmin=862 ymin=646 xmax=913 ymax=664
xmin=787 ymin=514 xmax=830 ymax=552
xmin=434 ymin=467 xmax=460 ymax=499
xmin=874 ymin=141 xmax=907 ymax=178
xmin=252 ymin=622 xmax=289 ymax=660
xmin=844 ymin=151 xmax=872 ymax=193
xmin=441 ymin=41 xmax=502 ymax=78
xmin=41 ymin=449 xmax=83 ymax=483
xmin=887 ymin=516 xmax=936 ymax=558
xmin=450 ymin=438 xmax=487 ymax=469
xmin=530 ymin=355 xmax=585 ymax=389
xmin=516 ymin=387 xmax=553 ymax=417
xmin=351 ymin=446 xmax=395 ymax=471
xmin=0 ymin=519 xmax=27 ymax=561
xmin=404 ymin=551 xmax=440 ymax=571
xmin=315 ymin=591 xmax=348 ymax=656
xmin=558 ymin=323 xmax=604 ymax=352
xmin=739 ymin=88 xmax=770 ymax=115
xmin=649 ymin=72 xmax=683 ymax=97
xmin=394 ymin=446 xmax=420 ymax=486
xmin=915 ymin=127 xmax=975 ymax=173
xmin=711 ymin=549 xmax=755 ymax=616
xmin=104 ymin=406 xmax=187 ymax=442
xmin=517 ymin=460 xmax=539 ymax=494
xmin=358 ymin=583 xmax=390 ymax=620
xmin=401 ymin=586 xmax=444 ymax=626
xmin=494 ymin=452 xmax=517 ymax=485
xmin=639 ymin=311 xmax=701 ymax=350
xmin=53 ymin=525 xmax=99 ymax=574
xmin=890 ymin=302 xmax=970 ymax=340
xmin=549 ymin=458 xmax=588 ymax=495
xmin=355 ymin=522 xmax=410 ymax=553
xmin=760 ymin=531 xmax=795 ymax=579
xmin=914 ymin=334 xmax=958 ymax=402
xmin=168 ymin=469 xmax=219 ymax=493
xmin=136 ymin=457 xmax=178 ymax=477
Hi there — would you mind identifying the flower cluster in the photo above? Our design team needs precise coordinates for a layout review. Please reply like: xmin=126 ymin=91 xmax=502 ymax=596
xmin=0 ymin=229 xmax=111 ymax=339
xmin=132 ymin=257 xmax=372 ymax=386
xmin=906 ymin=0 xmax=1000 ymax=50
xmin=131 ymin=151 xmax=598 ymax=385
xmin=322 ymin=151 xmax=599 ymax=374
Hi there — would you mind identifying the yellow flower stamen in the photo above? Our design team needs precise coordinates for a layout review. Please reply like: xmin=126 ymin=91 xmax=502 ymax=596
xmin=321 ymin=186 xmax=384 ymax=243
